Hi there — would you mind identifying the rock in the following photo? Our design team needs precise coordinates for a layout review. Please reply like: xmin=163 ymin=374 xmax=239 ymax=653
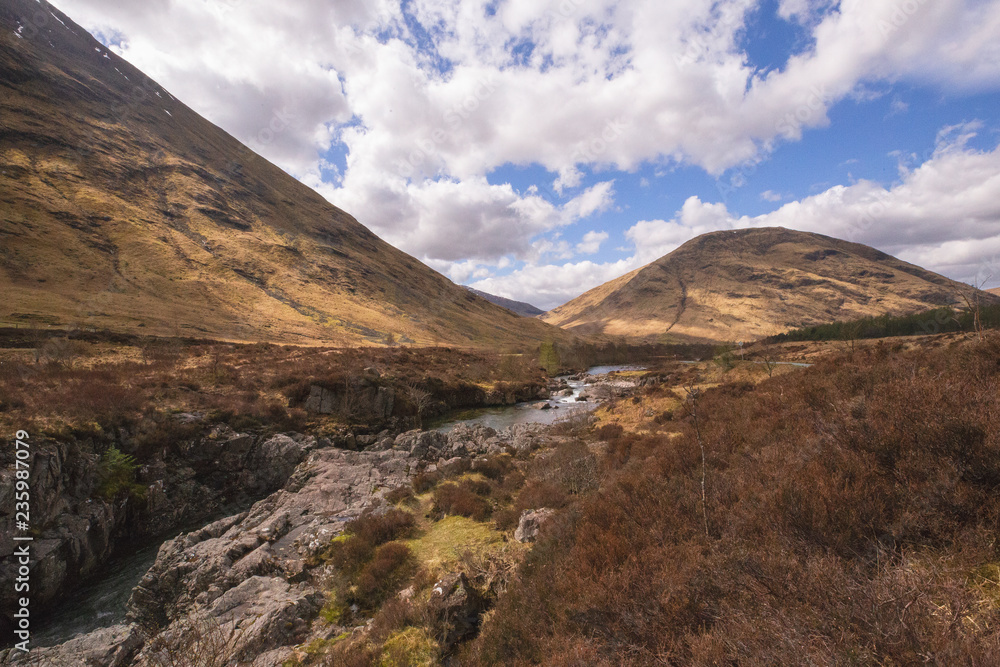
xmin=173 ymin=412 xmax=205 ymax=424
xmin=502 ymin=423 xmax=546 ymax=452
xmin=205 ymin=576 xmax=322 ymax=659
xmin=304 ymin=383 xmax=394 ymax=421
xmin=128 ymin=447 xmax=416 ymax=640
xmin=429 ymin=573 xmax=486 ymax=649
xmin=2 ymin=623 xmax=143 ymax=666
xmin=132 ymin=577 xmax=321 ymax=666
xmin=247 ymin=434 xmax=314 ymax=491
xmin=514 ymin=508 xmax=556 ymax=543
xmin=394 ymin=430 xmax=446 ymax=458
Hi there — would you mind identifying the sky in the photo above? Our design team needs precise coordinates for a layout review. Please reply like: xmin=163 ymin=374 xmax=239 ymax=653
xmin=48 ymin=0 xmax=1000 ymax=310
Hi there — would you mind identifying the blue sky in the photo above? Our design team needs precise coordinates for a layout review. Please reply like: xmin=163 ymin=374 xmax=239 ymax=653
xmin=52 ymin=0 xmax=1000 ymax=309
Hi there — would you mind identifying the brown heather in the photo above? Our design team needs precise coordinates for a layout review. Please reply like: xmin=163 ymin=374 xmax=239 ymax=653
xmin=0 ymin=331 xmax=544 ymax=483
xmin=462 ymin=335 xmax=1000 ymax=665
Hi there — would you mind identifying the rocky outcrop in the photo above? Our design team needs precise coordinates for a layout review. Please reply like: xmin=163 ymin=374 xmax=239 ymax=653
xmin=1 ymin=623 xmax=143 ymax=666
xmin=299 ymin=376 xmax=549 ymax=427
xmin=514 ymin=508 xmax=556 ymax=543
xmin=0 ymin=440 xmax=117 ymax=631
xmin=304 ymin=383 xmax=394 ymax=421
xmin=429 ymin=572 xmax=486 ymax=650
xmin=127 ymin=447 xmax=416 ymax=633
xmin=0 ymin=426 xmax=319 ymax=634
xmin=3 ymin=420 xmax=560 ymax=664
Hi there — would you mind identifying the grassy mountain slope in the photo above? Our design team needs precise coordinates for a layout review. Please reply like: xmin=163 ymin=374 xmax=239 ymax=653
xmin=465 ymin=288 xmax=544 ymax=317
xmin=0 ymin=0 xmax=570 ymax=347
xmin=542 ymin=227 xmax=991 ymax=342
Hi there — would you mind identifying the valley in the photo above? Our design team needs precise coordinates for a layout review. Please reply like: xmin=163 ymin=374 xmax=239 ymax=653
xmin=6 ymin=328 xmax=1000 ymax=666
xmin=2 ymin=0 xmax=1000 ymax=665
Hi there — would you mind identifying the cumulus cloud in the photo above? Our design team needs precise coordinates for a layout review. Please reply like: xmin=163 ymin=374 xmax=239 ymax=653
xmin=469 ymin=258 xmax=638 ymax=312
xmin=49 ymin=0 xmax=1000 ymax=260
xmin=576 ymin=231 xmax=609 ymax=255
xmin=45 ymin=0 xmax=1000 ymax=307
xmin=474 ymin=134 xmax=1000 ymax=309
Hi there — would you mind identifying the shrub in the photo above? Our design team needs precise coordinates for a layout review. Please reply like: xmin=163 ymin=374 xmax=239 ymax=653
xmin=432 ymin=483 xmax=492 ymax=521
xmin=322 ymin=509 xmax=416 ymax=575
xmin=472 ymin=454 xmax=513 ymax=481
xmin=95 ymin=446 xmax=145 ymax=501
xmin=440 ymin=457 xmax=471 ymax=476
xmin=595 ymin=423 xmax=624 ymax=441
xmin=412 ymin=471 xmax=443 ymax=494
xmin=493 ymin=507 xmax=520 ymax=532
xmin=323 ymin=534 xmax=376 ymax=575
xmin=384 ymin=485 xmax=415 ymax=506
xmin=463 ymin=337 xmax=1000 ymax=665
xmin=351 ymin=542 xmax=416 ymax=610
xmin=346 ymin=509 xmax=416 ymax=546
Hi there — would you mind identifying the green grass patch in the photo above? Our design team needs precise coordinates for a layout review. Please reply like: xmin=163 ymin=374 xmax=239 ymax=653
xmin=402 ymin=515 xmax=503 ymax=572
xmin=379 ymin=627 xmax=438 ymax=667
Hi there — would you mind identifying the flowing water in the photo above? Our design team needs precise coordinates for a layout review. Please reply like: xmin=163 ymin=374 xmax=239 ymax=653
xmin=432 ymin=364 xmax=644 ymax=433
xmin=32 ymin=364 xmax=641 ymax=645
xmin=33 ymin=540 xmax=162 ymax=647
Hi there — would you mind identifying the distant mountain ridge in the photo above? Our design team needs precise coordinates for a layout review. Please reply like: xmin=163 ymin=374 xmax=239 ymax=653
xmin=542 ymin=227 xmax=994 ymax=342
xmin=0 ymin=0 xmax=570 ymax=347
xmin=464 ymin=288 xmax=544 ymax=317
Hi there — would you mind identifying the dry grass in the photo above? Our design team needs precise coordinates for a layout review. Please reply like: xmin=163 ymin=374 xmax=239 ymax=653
xmin=462 ymin=334 xmax=1000 ymax=665
xmin=542 ymin=227 xmax=982 ymax=342
xmin=0 ymin=332 xmax=545 ymax=439
xmin=0 ymin=13 xmax=574 ymax=349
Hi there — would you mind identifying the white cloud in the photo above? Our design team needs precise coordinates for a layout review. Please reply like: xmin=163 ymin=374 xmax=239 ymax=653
xmin=576 ymin=230 xmax=609 ymax=255
xmin=760 ymin=189 xmax=784 ymax=202
xmin=470 ymin=258 xmax=638 ymax=312
xmin=472 ymin=134 xmax=1000 ymax=308
xmin=45 ymin=0 xmax=1000 ymax=301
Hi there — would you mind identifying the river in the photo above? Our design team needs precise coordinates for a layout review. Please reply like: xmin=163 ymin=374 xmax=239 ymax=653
xmin=32 ymin=364 xmax=641 ymax=646
xmin=33 ymin=540 xmax=161 ymax=647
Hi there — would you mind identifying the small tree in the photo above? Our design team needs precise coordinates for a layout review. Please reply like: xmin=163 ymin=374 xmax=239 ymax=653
xmin=683 ymin=384 xmax=710 ymax=538
xmin=760 ymin=343 xmax=778 ymax=378
xmin=959 ymin=279 xmax=990 ymax=342
xmin=405 ymin=382 xmax=434 ymax=427
xmin=539 ymin=341 xmax=560 ymax=375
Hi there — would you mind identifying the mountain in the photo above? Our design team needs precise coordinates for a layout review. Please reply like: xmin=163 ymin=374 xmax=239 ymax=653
xmin=542 ymin=227 xmax=992 ymax=342
xmin=464 ymin=288 xmax=544 ymax=317
xmin=0 ymin=0 xmax=570 ymax=347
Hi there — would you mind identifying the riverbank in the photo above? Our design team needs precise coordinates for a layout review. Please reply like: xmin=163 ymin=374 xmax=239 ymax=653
xmin=2 ymin=416 xmax=597 ymax=664
xmin=3 ymin=361 xmax=643 ymax=662
xmin=0 ymin=342 xmax=553 ymax=642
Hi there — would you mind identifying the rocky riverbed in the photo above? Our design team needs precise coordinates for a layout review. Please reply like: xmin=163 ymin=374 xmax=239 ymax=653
xmin=0 ymin=422 xmax=551 ymax=666
xmin=1 ymin=369 xmax=641 ymax=665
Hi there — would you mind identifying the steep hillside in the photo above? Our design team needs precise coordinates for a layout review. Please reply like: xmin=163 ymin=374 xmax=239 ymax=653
xmin=0 ymin=0 xmax=569 ymax=347
xmin=465 ymin=287 xmax=544 ymax=317
xmin=542 ymin=227 xmax=991 ymax=342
